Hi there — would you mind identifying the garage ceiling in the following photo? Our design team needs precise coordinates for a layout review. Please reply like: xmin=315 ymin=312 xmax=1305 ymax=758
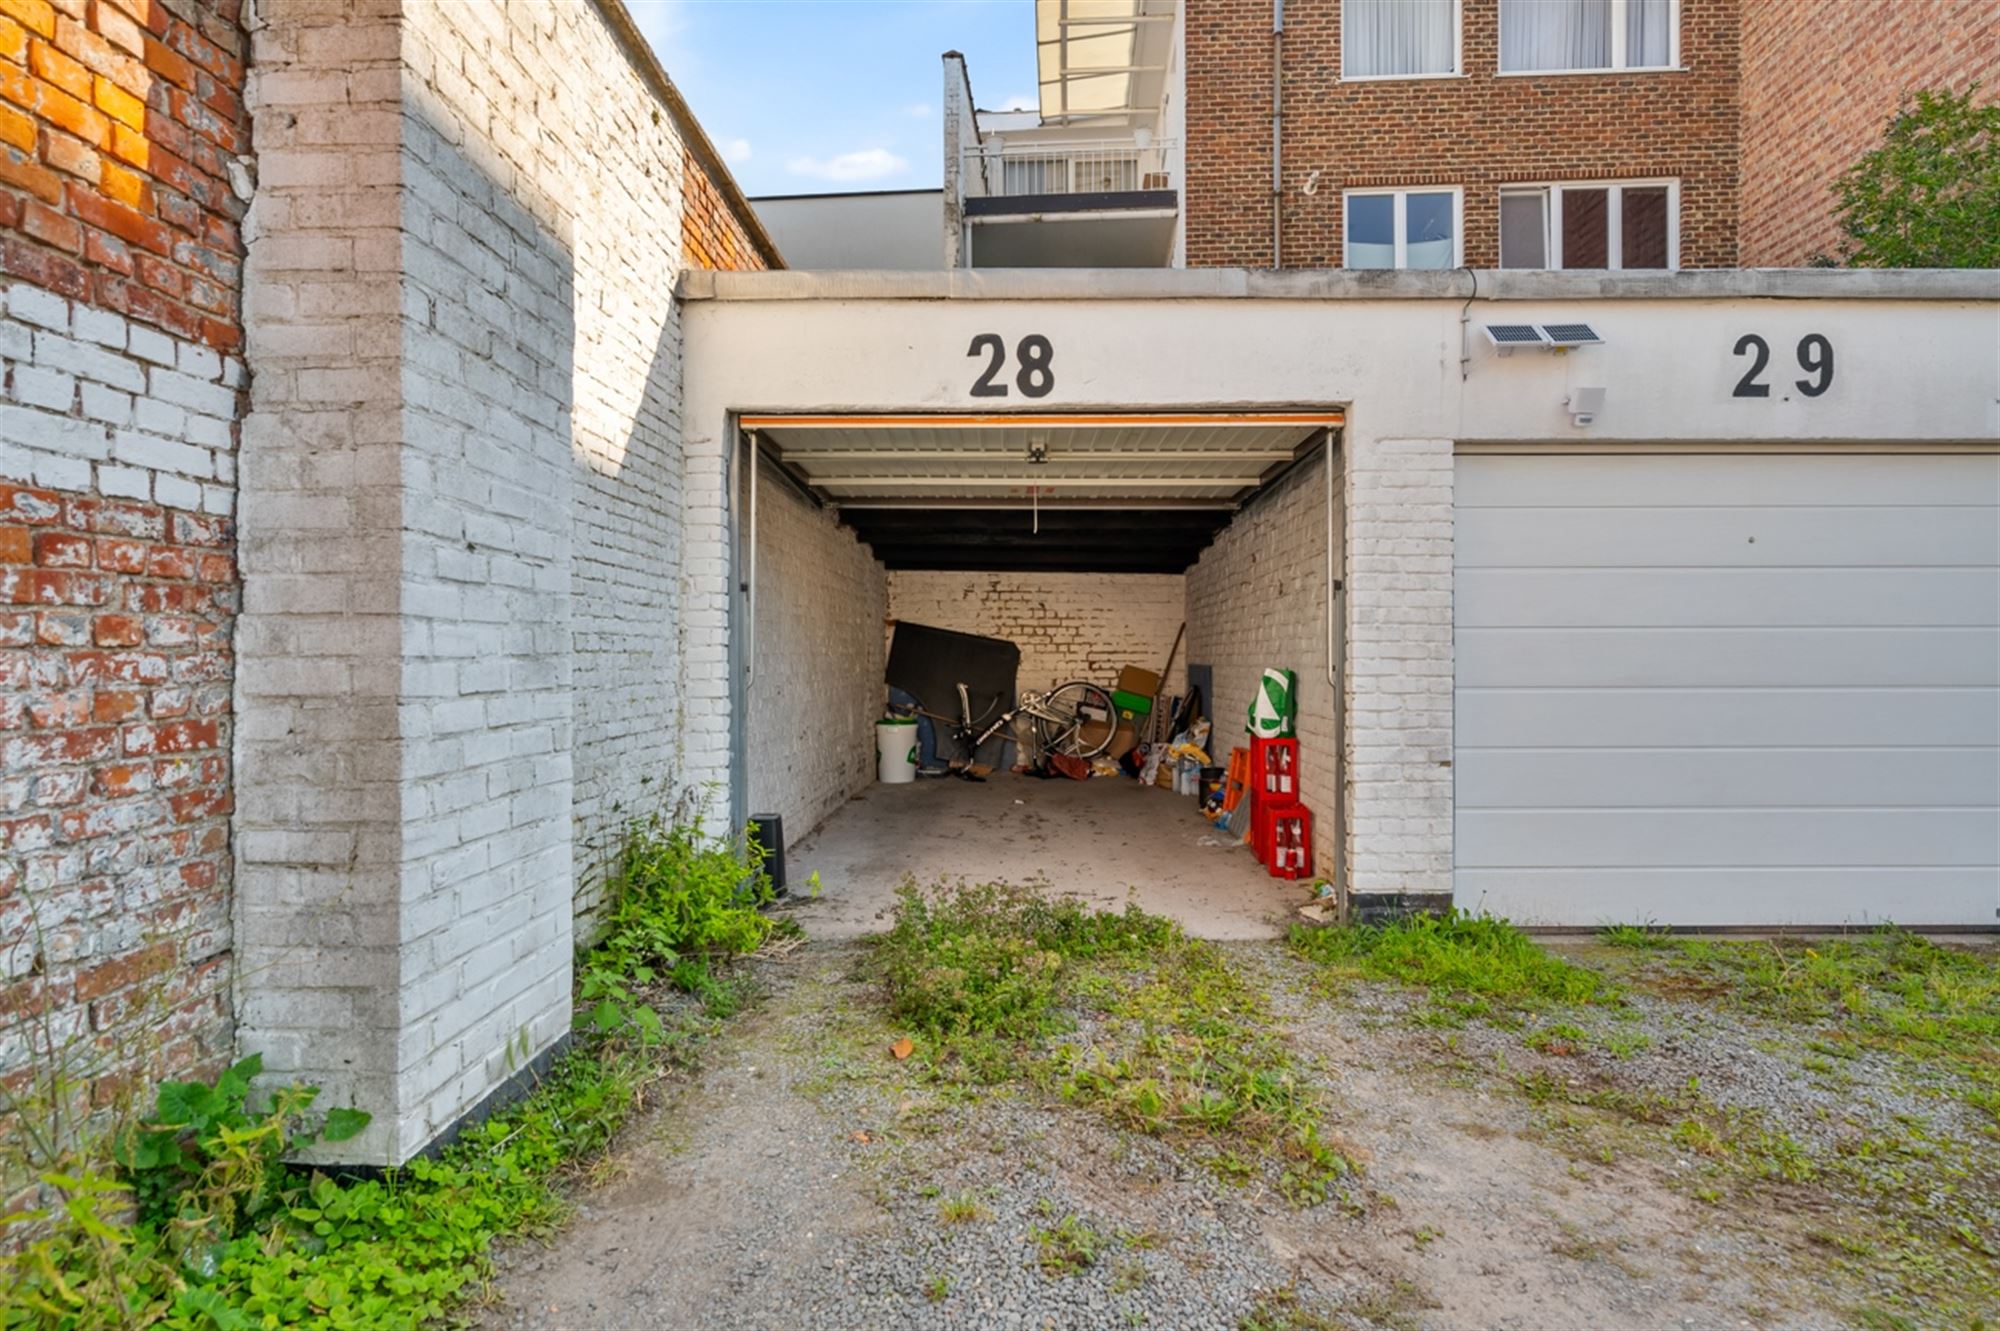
xmin=744 ymin=413 xmax=1338 ymax=574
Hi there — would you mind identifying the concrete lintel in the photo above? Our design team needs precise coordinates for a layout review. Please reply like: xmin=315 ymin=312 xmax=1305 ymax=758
xmin=678 ymin=266 xmax=2000 ymax=304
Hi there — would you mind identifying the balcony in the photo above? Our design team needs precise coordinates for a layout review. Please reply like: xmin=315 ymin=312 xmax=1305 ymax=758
xmin=958 ymin=137 xmax=1179 ymax=268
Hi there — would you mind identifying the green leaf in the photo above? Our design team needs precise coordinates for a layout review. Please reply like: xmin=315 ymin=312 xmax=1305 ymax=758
xmin=156 ymin=1078 xmax=214 ymax=1127
xmin=322 ymin=1107 xmax=372 ymax=1143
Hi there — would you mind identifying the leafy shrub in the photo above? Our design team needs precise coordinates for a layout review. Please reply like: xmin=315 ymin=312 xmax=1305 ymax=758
xmin=580 ymin=812 xmax=781 ymax=1041
xmin=1832 ymin=85 xmax=2000 ymax=268
xmin=2 ymin=812 xmax=767 ymax=1331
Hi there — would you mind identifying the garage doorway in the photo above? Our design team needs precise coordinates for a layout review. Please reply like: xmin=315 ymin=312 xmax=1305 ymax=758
xmin=732 ymin=412 xmax=1344 ymax=938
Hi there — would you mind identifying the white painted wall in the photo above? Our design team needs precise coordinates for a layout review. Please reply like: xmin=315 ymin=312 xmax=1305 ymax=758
xmin=1185 ymin=451 xmax=1339 ymax=873
xmin=887 ymin=571 xmax=1186 ymax=698
xmin=239 ymin=0 xmax=716 ymax=1164
xmin=745 ymin=461 xmax=887 ymax=841
xmin=752 ymin=192 xmax=945 ymax=271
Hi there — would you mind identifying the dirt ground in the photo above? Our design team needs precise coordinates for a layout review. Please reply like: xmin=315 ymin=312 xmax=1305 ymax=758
xmin=476 ymin=927 xmax=1991 ymax=1331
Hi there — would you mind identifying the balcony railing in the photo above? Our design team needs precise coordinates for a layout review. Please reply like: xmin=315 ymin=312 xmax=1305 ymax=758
xmin=962 ymin=138 xmax=1178 ymax=201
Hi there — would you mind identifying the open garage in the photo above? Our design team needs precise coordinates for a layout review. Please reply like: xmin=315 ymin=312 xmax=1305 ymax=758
xmin=678 ymin=268 xmax=1999 ymax=931
xmin=735 ymin=411 xmax=1344 ymax=937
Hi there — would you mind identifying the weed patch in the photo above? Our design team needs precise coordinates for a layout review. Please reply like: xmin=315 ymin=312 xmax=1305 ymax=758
xmin=874 ymin=882 xmax=1359 ymax=1210
xmin=1 ymin=814 xmax=770 ymax=1330
xmin=1031 ymin=1212 xmax=1105 ymax=1277
xmin=1289 ymin=911 xmax=1610 ymax=1024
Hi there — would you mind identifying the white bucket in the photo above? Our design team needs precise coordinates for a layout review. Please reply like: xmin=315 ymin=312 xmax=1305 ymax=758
xmin=876 ymin=717 xmax=918 ymax=784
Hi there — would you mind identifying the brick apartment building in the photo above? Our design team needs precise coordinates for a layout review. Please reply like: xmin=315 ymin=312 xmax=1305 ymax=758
xmin=1182 ymin=0 xmax=1998 ymax=271
xmin=927 ymin=0 xmax=1995 ymax=274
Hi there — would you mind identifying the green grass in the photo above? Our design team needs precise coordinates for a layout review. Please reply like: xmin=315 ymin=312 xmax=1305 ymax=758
xmin=1031 ymin=1212 xmax=1105 ymax=1276
xmin=1289 ymin=910 xmax=1611 ymax=1023
xmin=937 ymin=1191 xmax=988 ymax=1225
xmin=1524 ymin=927 xmax=2000 ymax=1331
xmin=873 ymin=881 xmax=1359 ymax=1210
xmin=1612 ymin=929 xmax=1999 ymax=1126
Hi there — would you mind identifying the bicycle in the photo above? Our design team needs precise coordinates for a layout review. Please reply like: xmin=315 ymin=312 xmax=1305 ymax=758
xmin=943 ymin=679 xmax=1117 ymax=771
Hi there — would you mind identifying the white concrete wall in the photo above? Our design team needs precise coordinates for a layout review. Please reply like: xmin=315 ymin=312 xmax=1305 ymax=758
xmin=1185 ymin=451 xmax=1339 ymax=872
xmin=745 ymin=461 xmax=887 ymax=841
xmin=888 ymin=571 xmax=1186 ymax=698
xmin=239 ymin=0 xmax=712 ymax=1164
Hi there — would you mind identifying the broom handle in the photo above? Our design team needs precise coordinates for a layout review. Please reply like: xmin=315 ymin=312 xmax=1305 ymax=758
xmin=1151 ymin=622 xmax=1186 ymax=743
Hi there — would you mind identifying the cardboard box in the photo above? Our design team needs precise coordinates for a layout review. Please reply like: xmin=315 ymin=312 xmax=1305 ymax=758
xmin=1116 ymin=665 xmax=1161 ymax=698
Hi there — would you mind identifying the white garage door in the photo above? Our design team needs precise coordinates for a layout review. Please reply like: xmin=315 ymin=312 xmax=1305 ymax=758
xmin=1454 ymin=452 xmax=2000 ymax=928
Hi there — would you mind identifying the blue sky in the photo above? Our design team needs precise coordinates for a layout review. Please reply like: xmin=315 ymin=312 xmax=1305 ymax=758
xmin=627 ymin=0 xmax=1039 ymax=197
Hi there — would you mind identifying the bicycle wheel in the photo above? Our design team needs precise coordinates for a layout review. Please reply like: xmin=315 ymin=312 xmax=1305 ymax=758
xmin=1036 ymin=681 xmax=1117 ymax=759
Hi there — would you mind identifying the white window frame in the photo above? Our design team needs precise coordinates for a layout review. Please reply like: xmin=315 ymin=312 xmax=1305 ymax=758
xmin=1341 ymin=0 xmax=1464 ymax=82
xmin=1496 ymin=0 xmax=1682 ymax=76
xmin=1342 ymin=186 xmax=1465 ymax=270
xmin=1499 ymin=178 xmax=1680 ymax=270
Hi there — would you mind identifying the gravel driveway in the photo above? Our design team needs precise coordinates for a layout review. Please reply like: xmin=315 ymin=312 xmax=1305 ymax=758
xmin=473 ymin=926 xmax=1997 ymax=1331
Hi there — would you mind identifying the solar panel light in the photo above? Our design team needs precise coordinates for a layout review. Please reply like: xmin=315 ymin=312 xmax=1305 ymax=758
xmin=1482 ymin=322 xmax=1606 ymax=356
xmin=1482 ymin=323 xmax=1550 ymax=355
xmin=1540 ymin=321 xmax=1604 ymax=349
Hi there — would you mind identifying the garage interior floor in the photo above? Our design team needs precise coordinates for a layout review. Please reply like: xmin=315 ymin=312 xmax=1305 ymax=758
xmin=782 ymin=774 xmax=1306 ymax=940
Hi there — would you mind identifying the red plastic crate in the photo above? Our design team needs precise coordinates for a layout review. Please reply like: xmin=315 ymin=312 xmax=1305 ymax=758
xmin=1250 ymin=737 xmax=1299 ymax=801
xmin=1267 ymin=804 xmax=1313 ymax=880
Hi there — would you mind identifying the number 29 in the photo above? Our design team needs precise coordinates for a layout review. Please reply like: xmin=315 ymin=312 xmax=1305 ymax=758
xmin=1733 ymin=332 xmax=1834 ymax=398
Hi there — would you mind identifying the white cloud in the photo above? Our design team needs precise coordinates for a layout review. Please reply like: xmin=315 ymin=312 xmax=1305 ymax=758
xmin=721 ymin=137 xmax=753 ymax=164
xmin=904 ymin=102 xmax=933 ymax=118
xmin=785 ymin=148 xmax=911 ymax=182
xmin=998 ymin=93 xmax=1038 ymax=111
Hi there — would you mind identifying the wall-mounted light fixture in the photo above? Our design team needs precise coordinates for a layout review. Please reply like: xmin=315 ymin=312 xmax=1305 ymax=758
xmin=1566 ymin=386 xmax=1606 ymax=427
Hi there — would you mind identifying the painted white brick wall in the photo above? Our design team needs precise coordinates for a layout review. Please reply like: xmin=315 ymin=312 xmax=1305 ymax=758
xmin=236 ymin=0 xmax=411 ymax=1164
xmin=1343 ymin=436 xmax=1452 ymax=900
xmin=1185 ymin=451 xmax=1340 ymax=873
xmin=886 ymin=571 xmax=1187 ymax=699
xmin=238 ymin=0 xmax=706 ymax=1164
xmin=1 ymin=283 xmax=242 ymax=513
xmin=745 ymin=462 xmax=886 ymax=840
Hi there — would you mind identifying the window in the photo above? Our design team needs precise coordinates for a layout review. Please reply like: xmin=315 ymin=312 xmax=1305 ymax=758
xmin=1344 ymin=188 xmax=1461 ymax=269
xmin=1499 ymin=0 xmax=1676 ymax=73
xmin=1344 ymin=0 xmax=1459 ymax=78
xmin=1499 ymin=181 xmax=1677 ymax=269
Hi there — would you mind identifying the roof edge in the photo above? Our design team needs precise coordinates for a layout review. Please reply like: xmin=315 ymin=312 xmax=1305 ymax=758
xmin=678 ymin=267 xmax=2000 ymax=302
xmin=592 ymin=0 xmax=785 ymax=269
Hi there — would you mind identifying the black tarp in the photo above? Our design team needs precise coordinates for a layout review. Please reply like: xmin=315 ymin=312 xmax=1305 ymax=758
xmin=886 ymin=621 xmax=1020 ymax=766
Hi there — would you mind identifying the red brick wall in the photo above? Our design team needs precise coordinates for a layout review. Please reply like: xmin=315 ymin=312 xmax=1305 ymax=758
xmin=1 ymin=484 xmax=234 ymax=1131
xmin=0 ymin=0 xmax=243 ymax=1156
xmin=681 ymin=144 xmax=772 ymax=271
xmin=0 ymin=0 xmax=249 ymax=351
xmin=1740 ymin=0 xmax=2000 ymax=267
xmin=1184 ymin=0 xmax=1742 ymax=268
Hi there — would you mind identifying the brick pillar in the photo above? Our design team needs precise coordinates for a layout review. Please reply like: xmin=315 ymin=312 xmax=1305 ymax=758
xmin=1342 ymin=434 xmax=1454 ymax=919
xmin=237 ymin=0 xmax=575 ymax=1166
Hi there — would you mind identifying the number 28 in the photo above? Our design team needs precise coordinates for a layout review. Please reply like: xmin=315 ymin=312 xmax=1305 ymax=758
xmin=968 ymin=333 xmax=1055 ymax=399
xmin=1733 ymin=333 xmax=1834 ymax=398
